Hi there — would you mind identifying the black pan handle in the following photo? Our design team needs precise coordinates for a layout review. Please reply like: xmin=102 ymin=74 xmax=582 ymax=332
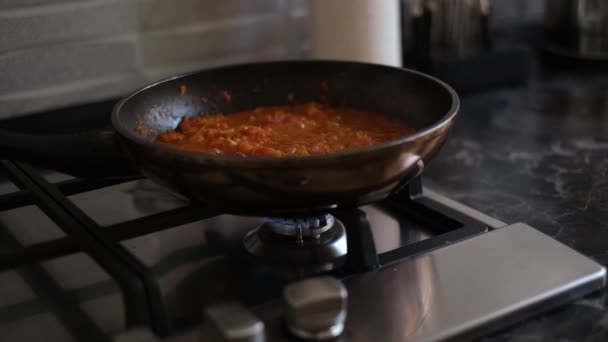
xmin=0 ymin=129 xmax=138 ymax=178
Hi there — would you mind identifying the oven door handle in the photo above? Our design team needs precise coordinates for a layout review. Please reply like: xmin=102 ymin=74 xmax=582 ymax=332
xmin=0 ymin=129 xmax=138 ymax=178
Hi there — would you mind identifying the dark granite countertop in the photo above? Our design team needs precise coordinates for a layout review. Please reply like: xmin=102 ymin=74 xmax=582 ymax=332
xmin=424 ymin=72 xmax=608 ymax=341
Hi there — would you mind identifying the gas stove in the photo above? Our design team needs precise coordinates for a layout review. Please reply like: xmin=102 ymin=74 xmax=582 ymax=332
xmin=0 ymin=101 xmax=605 ymax=342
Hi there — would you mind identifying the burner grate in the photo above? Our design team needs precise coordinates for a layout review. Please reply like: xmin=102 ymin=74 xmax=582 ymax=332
xmin=0 ymin=161 xmax=172 ymax=335
xmin=0 ymin=157 xmax=488 ymax=340
xmin=0 ymin=229 xmax=107 ymax=341
xmin=0 ymin=206 xmax=219 ymax=270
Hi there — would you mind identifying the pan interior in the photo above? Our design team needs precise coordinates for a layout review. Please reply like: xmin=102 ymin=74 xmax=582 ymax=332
xmin=115 ymin=61 xmax=455 ymax=143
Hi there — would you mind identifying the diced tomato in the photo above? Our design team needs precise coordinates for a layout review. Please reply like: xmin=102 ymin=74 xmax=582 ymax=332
xmin=157 ymin=131 xmax=184 ymax=143
xmin=310 ymin=142 xmax=330 ymax=154
xmin=240 ymin=126 xmax=259 ymax=134
xmin=177 ymin=117 xmax=196 ymax=134
xmin=270 ymin=111 xmax=287 ymax=123
xmin=296 ymin=146 xmax=309 ymax=155
xmin=154 ymin=102 xmax=415 ymax=156
xmin=252 ymin=146 xmax=282 ymax=156
xmin=237 ymin=141 xmax=254 ymax=154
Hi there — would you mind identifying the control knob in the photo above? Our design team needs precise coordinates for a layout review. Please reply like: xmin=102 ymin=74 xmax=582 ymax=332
xmin=283 ymin=276 xmax=348 ymax=340
xmin=204 ymin=302 xmax=265 ymax=342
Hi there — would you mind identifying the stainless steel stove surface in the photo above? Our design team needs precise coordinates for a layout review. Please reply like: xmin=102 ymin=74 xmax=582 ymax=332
xmin=0 ymin=161 xmax=605 ymax=342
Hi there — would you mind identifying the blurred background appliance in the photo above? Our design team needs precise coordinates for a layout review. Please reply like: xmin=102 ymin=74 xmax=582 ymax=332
xmin=541 ymin=0 xmax=608 ymax=68
xmin=401 ymin=0 xmax=531 ymax=93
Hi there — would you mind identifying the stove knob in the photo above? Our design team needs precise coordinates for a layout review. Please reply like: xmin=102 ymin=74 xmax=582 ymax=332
xmin=203 ymin=302 xmax=265 ymax=342
xmin=283 ymin=276 xmax=347 ymax=340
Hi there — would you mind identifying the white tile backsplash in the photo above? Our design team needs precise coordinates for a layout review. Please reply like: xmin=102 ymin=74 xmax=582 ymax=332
xmin=0 ymin=73 xmax=144 ymax=119
xmin=0 ymin=0 xmax=310 ymax=118
xmin=0 ymin=0 xmax=76 ymax=10
xmin=0 ymin=0 xmax=137 ymax=52
xmin=143 ymin=46 xmax=286 ymax=82
xmin=141 ymin=16 xmax=285 ymax=68
xmin=0 ymin=37 xmax=138 ymax=94
xmin=138 ymin=0 xmax=282 ymax=30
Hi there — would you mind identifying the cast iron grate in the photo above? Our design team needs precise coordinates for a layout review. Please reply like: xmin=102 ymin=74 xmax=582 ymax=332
xmin=0 ymin=159 xmax=487 ymax=339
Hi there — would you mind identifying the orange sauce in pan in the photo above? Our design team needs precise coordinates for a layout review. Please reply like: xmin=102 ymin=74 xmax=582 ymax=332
xmin=155 ymin=102 xmax=415 ymax=156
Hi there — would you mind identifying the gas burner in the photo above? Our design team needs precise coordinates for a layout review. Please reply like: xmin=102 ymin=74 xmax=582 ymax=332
xmin=265 ymin=214 xmax=335 ymax=241
xmin=242 ymin=214 xmax=347 ymax=272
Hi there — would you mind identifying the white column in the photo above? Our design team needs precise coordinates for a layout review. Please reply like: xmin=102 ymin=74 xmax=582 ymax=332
xmin=308 ymin=0 xmax=402 ymax=67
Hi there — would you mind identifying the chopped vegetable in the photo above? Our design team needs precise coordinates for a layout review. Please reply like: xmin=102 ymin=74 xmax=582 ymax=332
xmin=155 ymin=102 xmax=415 ymax=156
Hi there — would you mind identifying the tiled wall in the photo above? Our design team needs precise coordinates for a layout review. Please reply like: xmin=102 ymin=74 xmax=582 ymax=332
xmin=0 ymin=0 xmax=309 ymax=119
xmin=0 ymin=0 xmax=543 ymax=119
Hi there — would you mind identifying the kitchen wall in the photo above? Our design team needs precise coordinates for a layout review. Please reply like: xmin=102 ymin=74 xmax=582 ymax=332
xmin=0 ymin=0 xmax=309 ymax=119
xmin=0 ymin=0 xmax=542 ymax=120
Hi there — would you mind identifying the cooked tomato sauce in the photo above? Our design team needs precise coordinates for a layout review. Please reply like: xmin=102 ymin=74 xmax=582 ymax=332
xmin=155 ymin=102 xmax=415 ymax=156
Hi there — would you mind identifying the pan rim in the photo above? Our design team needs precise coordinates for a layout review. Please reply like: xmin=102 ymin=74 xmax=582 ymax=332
xmin=111 ymin=60 xmax=459 ymax=164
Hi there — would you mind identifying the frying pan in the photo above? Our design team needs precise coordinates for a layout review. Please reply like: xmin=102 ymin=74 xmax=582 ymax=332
xmin=0 ymin=61 xmax=459 ymax=216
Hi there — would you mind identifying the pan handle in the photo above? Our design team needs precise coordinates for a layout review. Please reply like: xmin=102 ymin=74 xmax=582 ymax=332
xmin=0 ymin=129 xmax=138 ymax=178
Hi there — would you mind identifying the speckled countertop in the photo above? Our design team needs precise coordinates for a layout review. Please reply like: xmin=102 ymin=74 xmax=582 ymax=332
xmin=424 ymin=72 xmax=608 ymax=341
